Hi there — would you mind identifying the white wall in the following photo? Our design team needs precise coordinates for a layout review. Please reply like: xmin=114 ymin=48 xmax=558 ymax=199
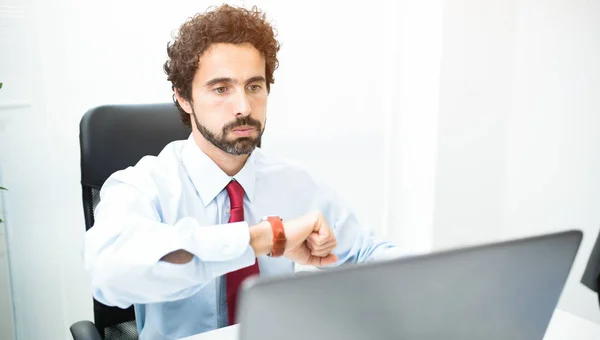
xmin=0 ymin=0 xmax=599 ymax=339
xmin=433 ymin=0 xmax=600 ymax=324
xmin=433 ymin=0 xmax=515 ymax=249
xmin=0 ymin=0 xmax=48 ymax=339
xmin=504 ymin=0 xmax=600 ymax=324
xmin=0 ymin=194 xmax=15 ymax=340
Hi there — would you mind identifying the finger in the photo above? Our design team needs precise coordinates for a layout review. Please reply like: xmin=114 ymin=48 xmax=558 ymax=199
xmin=310 ymin=244 xmax=337 ymax=257
xmin=318 ymin=226 xmax=334 ymax=243
xmin=309 ymin=239 xmax=337 ymax=256
xmin=308 ymin=253 xmax=338 ymax=267
xmin=310 ymin=248 xmax=331 ymax=257
xmin=321 ymin=253 xmax=338 ymax=266
xmin=310 ymin=245 xmax=336 ymax=257
xmin=306 ymin=236 xmax=324 ymax=251
xmin=316 ymin=229 xmax=331 ymax=240
xmin=307 ymin=239 xmax=328 ymax=253
xmin=306 ymin=233 xmax=323 ymax=248
xmin=311 ymin=210 xmax=328 ymax=234
xmin=307 ymin=232 xmax=335 ymax=248
xmin=308 ymin=238 xmax=337 ymax=252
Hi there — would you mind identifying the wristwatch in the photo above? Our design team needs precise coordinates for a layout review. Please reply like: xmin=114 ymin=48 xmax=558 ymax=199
xmin=261 ymin=216 xmax=286 ymax=257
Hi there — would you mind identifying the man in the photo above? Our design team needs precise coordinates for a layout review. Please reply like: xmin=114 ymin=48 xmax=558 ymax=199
xmin=84 ymin=4 xmax=409 ymax=339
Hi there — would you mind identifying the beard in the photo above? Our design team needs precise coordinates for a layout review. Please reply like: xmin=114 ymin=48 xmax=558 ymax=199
xmin=191 ymin=106 xmax=264 ymax=156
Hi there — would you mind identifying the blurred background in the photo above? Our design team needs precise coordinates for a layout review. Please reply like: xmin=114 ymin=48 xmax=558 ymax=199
xmin=0 ymin=0 xmax=599 ymax=338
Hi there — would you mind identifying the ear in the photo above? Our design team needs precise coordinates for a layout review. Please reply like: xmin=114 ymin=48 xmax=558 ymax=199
xmin=174 ymin=88 xmax=193 ymax=114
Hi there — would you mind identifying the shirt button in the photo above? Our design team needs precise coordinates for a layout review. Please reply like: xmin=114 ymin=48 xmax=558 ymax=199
xmin=226 ymin=208 xmax=231 ymax=214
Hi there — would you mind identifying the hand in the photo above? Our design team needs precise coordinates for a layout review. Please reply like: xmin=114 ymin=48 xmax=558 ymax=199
xmin=160 ymin=249 xmax=194 ymax=264
xmin=306 ymin=221 xmax=337 ymax=257
xmin=283 ymin=211 xmax=338 ymax=267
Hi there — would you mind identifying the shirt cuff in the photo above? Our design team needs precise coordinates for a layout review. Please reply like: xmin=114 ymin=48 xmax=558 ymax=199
xmin=182 ymin=218 xmax=254 ymax=262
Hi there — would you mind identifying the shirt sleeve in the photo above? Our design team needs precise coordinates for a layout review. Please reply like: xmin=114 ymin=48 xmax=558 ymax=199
xmin=83 ymin=174 xmax=256 ymax=309
xmin=321 ymin=189 xmax=419 ymax=266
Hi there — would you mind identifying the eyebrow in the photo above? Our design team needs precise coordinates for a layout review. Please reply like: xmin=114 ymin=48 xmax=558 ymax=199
xmin=204 ymin=76 xmax=266 ymax=87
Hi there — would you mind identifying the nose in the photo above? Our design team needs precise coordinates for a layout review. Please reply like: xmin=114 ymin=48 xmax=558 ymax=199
xmin=233 ymin=91 xmax=251 ymax=117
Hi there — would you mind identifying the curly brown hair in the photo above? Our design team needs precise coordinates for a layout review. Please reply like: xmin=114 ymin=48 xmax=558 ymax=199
xmin=163 ymin=4 xmax=281 ymax=127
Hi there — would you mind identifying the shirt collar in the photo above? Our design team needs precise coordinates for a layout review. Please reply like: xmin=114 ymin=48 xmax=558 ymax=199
xmin=181 ymin=134 xmax=256 ymax=207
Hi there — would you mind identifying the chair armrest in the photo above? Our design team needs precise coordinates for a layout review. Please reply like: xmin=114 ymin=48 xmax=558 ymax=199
xmin=70 ymin=320 xmax=102 ymax=340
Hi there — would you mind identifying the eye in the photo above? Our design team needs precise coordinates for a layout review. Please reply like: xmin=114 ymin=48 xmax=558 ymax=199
xmin=247 ymin=84 xmax=262 ymax=92
xmin=213 ymin=87 xmax=228 ymax=94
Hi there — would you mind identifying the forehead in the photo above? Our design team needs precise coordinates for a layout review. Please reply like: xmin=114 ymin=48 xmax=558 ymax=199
xmin=196 ymin=43 xmax=266 ymax=81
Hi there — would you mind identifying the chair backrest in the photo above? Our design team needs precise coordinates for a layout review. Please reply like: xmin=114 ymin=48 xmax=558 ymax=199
xmin=79 ymin=103 xmax=191 ymax=338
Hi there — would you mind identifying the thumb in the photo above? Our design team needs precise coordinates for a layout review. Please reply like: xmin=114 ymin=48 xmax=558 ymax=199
xmin=316 ymin=253 xmax=338 ymax=267
xmin=318 ymin=224 xmax=330 ymax=238
xmin=310 ymin=211 xmax=325 ymax=233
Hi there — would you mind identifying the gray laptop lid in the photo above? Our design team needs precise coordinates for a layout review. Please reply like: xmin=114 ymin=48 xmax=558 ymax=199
xmin=237 ymin=230 xmax=582 ymax=340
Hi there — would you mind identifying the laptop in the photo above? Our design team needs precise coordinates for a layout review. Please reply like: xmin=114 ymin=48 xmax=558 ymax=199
xmin=581 ymin=228 xmax=600 ymax=292
xmin=237 ymin=230 xmax=582 ymax=340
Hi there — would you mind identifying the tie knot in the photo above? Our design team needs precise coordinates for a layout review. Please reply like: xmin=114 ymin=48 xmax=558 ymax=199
xmin=226 ymin=180 xmax=245 ymax=209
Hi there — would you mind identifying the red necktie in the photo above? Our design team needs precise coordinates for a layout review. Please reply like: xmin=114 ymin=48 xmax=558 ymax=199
xmin=225 ymin=180 xmax=260 ymax=325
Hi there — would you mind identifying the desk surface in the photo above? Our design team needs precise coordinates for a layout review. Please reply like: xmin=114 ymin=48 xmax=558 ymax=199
xmin=180 ymin=309 xmax=600 ymax=340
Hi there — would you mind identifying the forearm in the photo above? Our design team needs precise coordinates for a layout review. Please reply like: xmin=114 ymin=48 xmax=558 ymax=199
xmin=86 ymin=214 xmax=262 ymax=307
xmin=89 ymin=253 xmax=217 ymax=308
xmin=86 ymin=216 xmax=276 ymax=308
xmin=160 ymin=220 xmax=273 ymax=264
xmin=355 ymin=233 xmax=416 ymax=263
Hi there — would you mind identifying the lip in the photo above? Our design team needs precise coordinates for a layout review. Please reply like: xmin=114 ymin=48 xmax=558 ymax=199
xmin=231 ymin=126 xmax=255 ymax=137
xmin=232 ymin=126 xmax=254 ymax=132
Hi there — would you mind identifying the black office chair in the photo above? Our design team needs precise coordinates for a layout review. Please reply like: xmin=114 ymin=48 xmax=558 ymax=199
xmin=582 ymin=228 xmax=600 ymax=308
xmin=70 ymin=103 xmax=191 ymax=340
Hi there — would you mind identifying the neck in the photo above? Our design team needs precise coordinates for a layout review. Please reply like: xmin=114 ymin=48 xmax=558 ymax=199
xmin=192 ymin=130 xmax=249 ymax=176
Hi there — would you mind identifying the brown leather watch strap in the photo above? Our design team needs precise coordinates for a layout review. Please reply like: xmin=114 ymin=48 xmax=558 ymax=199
xmin=268 ymin=216 xmax=286 ymax=257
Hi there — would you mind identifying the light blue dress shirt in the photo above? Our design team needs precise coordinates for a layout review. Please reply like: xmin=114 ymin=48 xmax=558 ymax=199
xmin=83 ymin=135 xmax=411 ymax=340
